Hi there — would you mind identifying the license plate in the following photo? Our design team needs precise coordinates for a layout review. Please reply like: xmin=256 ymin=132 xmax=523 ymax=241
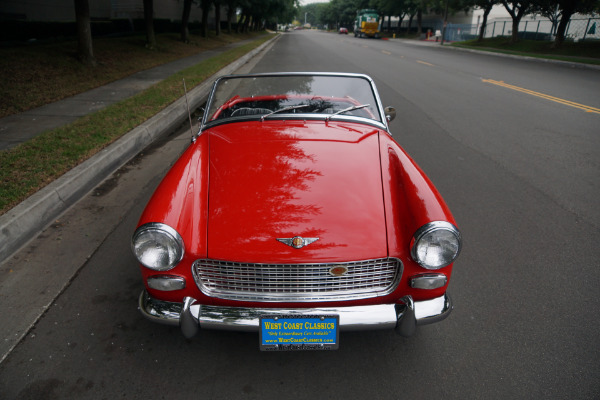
xmin=259 ymin=315 xmax=339 ymax=351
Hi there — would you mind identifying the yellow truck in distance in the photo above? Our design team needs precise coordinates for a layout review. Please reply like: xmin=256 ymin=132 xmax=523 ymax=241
xmin=354 ymin=9 xmax=380 ymax=38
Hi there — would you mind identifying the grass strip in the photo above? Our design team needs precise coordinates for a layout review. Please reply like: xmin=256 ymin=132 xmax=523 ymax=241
xmin=0 ymin=32 xmax=266 ymax=118
xmin=453 ymin=37 xmax=600 ymax=65
xmin=0 ymin=34 xmax=273 ymax=215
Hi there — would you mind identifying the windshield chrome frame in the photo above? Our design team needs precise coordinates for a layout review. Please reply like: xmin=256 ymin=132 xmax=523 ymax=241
xmin=199 ymin=72 xmax=391 ymax=134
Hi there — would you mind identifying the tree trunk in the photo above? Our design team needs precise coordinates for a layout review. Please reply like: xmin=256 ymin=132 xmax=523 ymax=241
xmin=478 ymin=4 xmax=492 ymax=42
xmin=143 ymin=0 xmax=156 ymax=49
xmin=243 ymin=13 xmax=251 ymax=33
xmin=236 ymin=13 xmax=244 ymax=34
xmin=502 ymin=1 xmax=530 ymax=43
xmin=253 ymin=16 xmax=260 ymax=31
xmin=227 ymin=4 xmax=234 ymax=34
xmin=73 ymin=0 xmax=96 ymax=66
xmin=181 ymin=0 xmax=192 ymax=43
xmin=201 ymin=0 xmax=211 ymax=38
xmin=236 ymin=14 xmax=242 ymax=33
xmin=214 ymin=0 xmax=221 ymax=36
xmin=554 ymin=3 xmax=576 ymax=48
xmin=511 ymin=18 xmax=519 ymax=42
xmin=417 ymin=8 xmax=422 ymax=36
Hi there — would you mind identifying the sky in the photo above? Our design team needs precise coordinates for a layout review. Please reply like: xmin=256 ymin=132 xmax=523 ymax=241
xmin=299 ymin=0 xmax=329 ymax=5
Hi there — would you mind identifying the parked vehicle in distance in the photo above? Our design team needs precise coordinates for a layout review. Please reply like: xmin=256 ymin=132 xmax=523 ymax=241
xmin=354 ymin=9 xmax=380 ymax=38
xmin=132 ymin=72 xmax=461 ymax=351
xmin=339 ymin=27 xmax=348 ymax=34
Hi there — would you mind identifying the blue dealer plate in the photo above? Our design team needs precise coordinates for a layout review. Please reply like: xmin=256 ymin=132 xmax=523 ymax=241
xmin=259 ymin=315 xmax=339 ymax=351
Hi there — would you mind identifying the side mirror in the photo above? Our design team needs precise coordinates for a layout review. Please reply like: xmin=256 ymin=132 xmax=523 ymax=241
xmin=384 ymin=106 xmax=396 ymax=123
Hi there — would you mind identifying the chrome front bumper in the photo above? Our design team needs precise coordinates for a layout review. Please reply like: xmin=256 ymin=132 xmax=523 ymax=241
xmin=138 ymin=290 xmax=452 ymax=338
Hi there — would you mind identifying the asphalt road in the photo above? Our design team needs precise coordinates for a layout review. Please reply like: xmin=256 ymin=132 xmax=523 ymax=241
xmin=1 ymin=30 xmax=599 ymax=399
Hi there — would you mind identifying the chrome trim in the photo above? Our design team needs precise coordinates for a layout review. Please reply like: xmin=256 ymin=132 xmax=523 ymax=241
xmin=410 ymin=221 xmax=462 ymax=269
xmin=201 ymin=72 xmax=391 ymax=134
xmin=395 ymin=295 xmax=416 ymax=337
xmin=194 ymin=302 xmax=399 ymax=332
xmin=276 ymin=236 xmax=319 ymax=249
xmin=191 ymin=258 xmax=402 ymax=302
xmin=180 ymin=297 xmax=198 ymax=339
xmin=138 ymin=290 xmax=181 ymax=326
xmin=138 ymin=291 xmax=452 ymax=337
xmin=414 ymin=294 xmax=453 ymax=325
xmin=410 ymin=274 xmax=448 ymax=290
xmin=201 ymin=115 xmax=389 ymax=133
xmin=147 ymin=275 xmax=186 ymax=291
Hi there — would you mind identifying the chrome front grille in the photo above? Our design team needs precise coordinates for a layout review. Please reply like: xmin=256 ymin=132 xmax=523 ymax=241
xmin=192 ymin=258 xmax=402 ymax=302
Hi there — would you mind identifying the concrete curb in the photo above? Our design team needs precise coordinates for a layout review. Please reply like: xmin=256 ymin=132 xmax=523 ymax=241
xmin=386 ymin=37 xmax=600 ymax=71
xmin=0 ymin=35 xmax=280 ymax=261
xmin=447 ymin=43 xmax=600 ymax=71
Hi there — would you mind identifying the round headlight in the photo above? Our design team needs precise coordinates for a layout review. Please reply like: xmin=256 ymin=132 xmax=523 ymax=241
xmin=411 ymin=221 xmax=461 ymax=269
xmin=132 ymin=223 xmax=184 ymax=271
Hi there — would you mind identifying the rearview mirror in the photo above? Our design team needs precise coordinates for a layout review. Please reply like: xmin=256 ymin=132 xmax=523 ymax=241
xmin=384 ymin=106 xmax=396 ymax=122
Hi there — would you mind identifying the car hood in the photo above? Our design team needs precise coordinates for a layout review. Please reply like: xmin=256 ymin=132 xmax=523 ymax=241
xmin=206 ymin=120 xmax=388 ymax=263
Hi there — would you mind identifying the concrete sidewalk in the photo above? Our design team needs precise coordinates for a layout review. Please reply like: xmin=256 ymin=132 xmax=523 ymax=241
xmin=0 ymin=37 xmax=262 ymax=151
xmin=0 ymin=34 xmax=280 ymax=262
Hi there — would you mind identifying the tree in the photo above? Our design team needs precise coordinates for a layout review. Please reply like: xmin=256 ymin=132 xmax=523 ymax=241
xmin=143 ymin=0 xmax=157 ymax=49
xmin=321 ymin=0 xmax=362 ymax=31
xmin=417 ymin=1 xmax=423 ymax=35
xmin=530 ymin=0 xmax=561 ymax=37
xmin=214 ymin=0 xmax=222 ymax=35
xmin=236 ymin=12 xmax=245 ymax=33
xmin=200 ymin=0 xmax=212 ymax=37
xmin=473 ymin=0 xmax=499 ymax=41
xmin=502 ymin=1 xmax=533 ymax=43
xmin=372 ymin=0 xmax=408 ymax=32
xmin=235 ymin=0 xmax=296 ymax=31
xmin=181 ymin=0 xmax=193 ymax=43
xmin=554 ymin=0 xmax=599 ymax=47
xmin=403 ymin=0 xmax=420 ymax=35
xmin=225 ymin=0 xmax=237 ymax=34
xmin=73 ymin=0 xmax=96 ymax=66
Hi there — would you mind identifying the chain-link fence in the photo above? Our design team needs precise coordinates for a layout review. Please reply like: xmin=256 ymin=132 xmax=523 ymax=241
xmin=480 ymin=17 xmax=600 ymax=41
xmin=394 ymin=17 xmax=599 ymax=42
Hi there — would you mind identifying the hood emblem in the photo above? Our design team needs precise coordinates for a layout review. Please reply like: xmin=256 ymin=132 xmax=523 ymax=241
xmin=277 ymin=236 xmax=319 ymax=249
xmin=329 ymin=265 xmax=349 ymax=277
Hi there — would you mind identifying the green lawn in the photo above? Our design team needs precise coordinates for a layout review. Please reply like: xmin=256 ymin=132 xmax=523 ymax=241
xmin=0 ymin=32 xmax=274 ymax=215
xmin=454 ymin=37 xmax=600 ymax=65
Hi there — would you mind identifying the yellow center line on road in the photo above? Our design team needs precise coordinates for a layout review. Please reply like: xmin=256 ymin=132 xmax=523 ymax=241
xmin=482 ymin=79 xmax=600 ymax=114
xmin=382 ymin=50 xmax=391 ymax=55
xmin=417 ymin=60 xmax=434 ymax=66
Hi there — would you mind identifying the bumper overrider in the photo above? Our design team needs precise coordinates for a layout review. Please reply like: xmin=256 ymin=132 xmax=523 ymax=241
xmin=138 ymin=290 xmax=452 ymax=338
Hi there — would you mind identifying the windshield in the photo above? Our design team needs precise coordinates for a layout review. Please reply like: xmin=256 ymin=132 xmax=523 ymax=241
xmin=203 ymin=73 xmax=384 ymax=126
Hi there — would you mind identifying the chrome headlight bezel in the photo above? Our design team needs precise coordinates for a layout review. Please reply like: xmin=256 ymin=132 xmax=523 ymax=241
xmin=131 ymin=223 xmax=185 ymax=271
xmin=410 ymin=221 xmax=461 ymax=270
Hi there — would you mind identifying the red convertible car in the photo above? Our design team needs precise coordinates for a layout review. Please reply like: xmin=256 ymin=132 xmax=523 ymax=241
xmin=132 ymin=72 xmax=461 ymax=350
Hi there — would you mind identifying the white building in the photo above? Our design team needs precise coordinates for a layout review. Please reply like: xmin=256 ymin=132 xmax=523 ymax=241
xmin=385 ymin=5 xmax=598 ymax=41
xmin=0 ymin=0 xmax=208 ymax=23
xmin=471 ymin=5 xmax=599 ymax=41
